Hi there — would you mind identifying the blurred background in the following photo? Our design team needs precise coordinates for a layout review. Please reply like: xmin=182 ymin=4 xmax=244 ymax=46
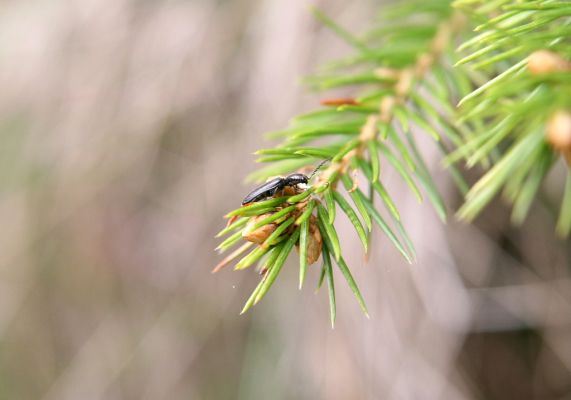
xmin=0 ymin=0 xmax=570 ymax=399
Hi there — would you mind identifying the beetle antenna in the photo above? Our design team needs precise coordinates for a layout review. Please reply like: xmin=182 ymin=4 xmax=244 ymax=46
xmin=308 ymin=158 xmax=330 ymax=181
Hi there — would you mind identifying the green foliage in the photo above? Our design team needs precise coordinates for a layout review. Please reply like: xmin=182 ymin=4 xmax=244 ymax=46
xmin=215 ymin=0 xmax=571 ymax=325
xmin=452 ymin=0 xmax=571 ymax=233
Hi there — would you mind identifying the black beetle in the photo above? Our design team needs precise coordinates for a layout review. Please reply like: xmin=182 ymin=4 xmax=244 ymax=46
xmin=242 ymin=174 xmax=308 ymax=205
xmin=241 ymin=160 xmax=328 ymax=205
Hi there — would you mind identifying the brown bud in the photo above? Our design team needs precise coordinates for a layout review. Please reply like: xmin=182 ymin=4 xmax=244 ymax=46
xmin=305 ymin=216 xmax=322 ymax=265
xmin=528 ymin=50 xmax=570 ymax=75
xmin=242 ymin=213 xmax=276 ymax=244
xmin=320 ymin=97 xmax=359 ymax=107
xmin=547 ymin=110 xmax=571 ymax=166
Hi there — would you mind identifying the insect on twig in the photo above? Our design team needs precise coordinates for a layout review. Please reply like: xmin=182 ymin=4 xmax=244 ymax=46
xmin=241 ymin=159 xmax=329 ymax=205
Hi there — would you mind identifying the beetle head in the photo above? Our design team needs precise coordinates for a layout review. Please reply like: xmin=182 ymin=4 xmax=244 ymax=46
xmin=285 ymin=173 xmax=309 ymax=185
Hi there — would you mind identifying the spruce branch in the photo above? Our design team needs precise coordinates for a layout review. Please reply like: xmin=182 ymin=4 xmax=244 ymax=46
xmin=214 ymin=1 xmax=469 ymax=325
xmin=212 ymin=0 xmax=571 ymax=326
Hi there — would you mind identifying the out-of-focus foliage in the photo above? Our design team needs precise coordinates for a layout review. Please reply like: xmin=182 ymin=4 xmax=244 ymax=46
xmin=452 ymin=0 xmax=571 ymax=236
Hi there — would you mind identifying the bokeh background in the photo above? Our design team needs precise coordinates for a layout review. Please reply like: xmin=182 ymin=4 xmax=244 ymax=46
xmin=1 ymin=1 xmax=570 ymax=399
